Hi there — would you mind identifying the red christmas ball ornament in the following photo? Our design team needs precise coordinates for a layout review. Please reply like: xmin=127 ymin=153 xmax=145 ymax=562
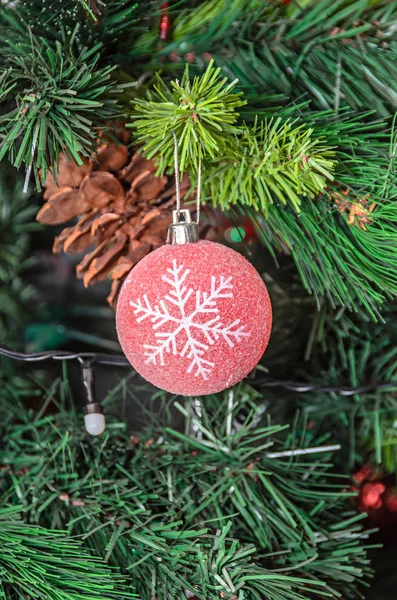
xmin=116 ymin=210 xmax=272 ymax=395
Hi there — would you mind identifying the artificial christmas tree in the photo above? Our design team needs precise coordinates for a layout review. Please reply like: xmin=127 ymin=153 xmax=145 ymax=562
xmin=1 ymin=1 xmax=397 ymax=599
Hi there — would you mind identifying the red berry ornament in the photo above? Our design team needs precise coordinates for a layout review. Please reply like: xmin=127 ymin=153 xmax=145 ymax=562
xmin=116 ymin=210 xmax=272 ymax=396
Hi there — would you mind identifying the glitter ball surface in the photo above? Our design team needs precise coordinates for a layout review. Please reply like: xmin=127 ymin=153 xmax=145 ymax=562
xmin=116 ymin=240 xmax=272 ymax=396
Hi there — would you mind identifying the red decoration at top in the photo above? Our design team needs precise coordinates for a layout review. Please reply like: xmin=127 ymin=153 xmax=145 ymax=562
xmin=160 ymin=2 xmax=170 ymax=41
xmin=116 ymin=240 xmax=272 ymax=396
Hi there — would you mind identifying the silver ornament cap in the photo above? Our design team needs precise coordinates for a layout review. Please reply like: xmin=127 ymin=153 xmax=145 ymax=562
xmin=167 ymin=209 xmax=199 ymax=245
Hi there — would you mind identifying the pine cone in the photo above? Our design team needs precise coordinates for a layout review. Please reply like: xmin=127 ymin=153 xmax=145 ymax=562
xmin=37 ymin=144 xmax=191 ymax=307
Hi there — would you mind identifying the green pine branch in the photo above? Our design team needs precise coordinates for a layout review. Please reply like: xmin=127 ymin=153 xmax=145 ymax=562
xmin=132 ymin=0 xmax=266 ymax=60
xmin=131 ymin=61 xmax=336 ymax=208
xmin=0 ymin=376 xmax=372 ymax=600
xmin=288 ymin=299 xmax=397 ymax=472
xmin=205 ymin=119 xmax=335 ymax=215
xmin=0 ymin=0 xmax=145 ymax=53
xmin=261 ymin=278 xmax=397 ymax=475
xmin=137 ymin=0 xmax=397 ymax=117
xmin=245 ymin=192 xmax=397 ymax=321
xmin=0 ymin=165 xmax=40 ymax=345
xmin=0 ymin=507 xmax=134 ymax=599
xmin=132 ymin=60 xmax=246 ymax=173
xmin=0 ymin=25 xmax=127 ymax=185
xmin=239 ymin=112 xmax=397 ymax=319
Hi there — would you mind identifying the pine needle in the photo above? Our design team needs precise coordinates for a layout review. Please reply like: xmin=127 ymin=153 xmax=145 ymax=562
xmin=0 ymin=379 xmax=373 ymax=600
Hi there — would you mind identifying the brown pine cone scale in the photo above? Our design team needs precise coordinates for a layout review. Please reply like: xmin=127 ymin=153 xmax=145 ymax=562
xmin=37 ymin=143 xmax=191 ymax=307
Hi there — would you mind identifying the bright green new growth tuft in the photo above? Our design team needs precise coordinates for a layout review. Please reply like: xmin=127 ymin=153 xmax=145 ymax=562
xmin=132 ymin=60 xmax=246 ymax=173
xmin=132 ymin=61 xmax=336 ymax=213
xmin=205 ymin=119 xmax=335 ymax=214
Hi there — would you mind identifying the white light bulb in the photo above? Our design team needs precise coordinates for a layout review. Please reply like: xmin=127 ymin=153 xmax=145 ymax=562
xmin=84 ymin=412 xmax=106 ymax=436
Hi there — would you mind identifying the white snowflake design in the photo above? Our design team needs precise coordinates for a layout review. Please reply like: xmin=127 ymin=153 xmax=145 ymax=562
xmin=130 ymin=259 xmax=251 ymax=380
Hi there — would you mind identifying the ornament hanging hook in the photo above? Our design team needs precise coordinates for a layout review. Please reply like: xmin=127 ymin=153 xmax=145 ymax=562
xmin=172 ymin=130 xmax=201 ymax=225
xmin=172 ymin=131 xmax=181 ymax=218
xmin=196 ymin=156 xmax=201 ymax=225
xmin=168 ymin=133 xmax=200 ymax=245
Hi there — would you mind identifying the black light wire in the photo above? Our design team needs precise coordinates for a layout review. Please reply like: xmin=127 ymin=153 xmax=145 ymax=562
xmin=1 ymin=342 xmax=396 ymax=396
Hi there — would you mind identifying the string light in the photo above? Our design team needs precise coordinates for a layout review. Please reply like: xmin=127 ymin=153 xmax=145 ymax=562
xmin=1 ymin=342 xmax=396 ymax=396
